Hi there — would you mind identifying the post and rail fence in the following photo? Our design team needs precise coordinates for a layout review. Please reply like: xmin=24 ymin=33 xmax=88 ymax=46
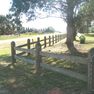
xmin=11 ymin=33 xmax=66 ymax=64
xmin=11 ymin=33 xmax=94 ymax=93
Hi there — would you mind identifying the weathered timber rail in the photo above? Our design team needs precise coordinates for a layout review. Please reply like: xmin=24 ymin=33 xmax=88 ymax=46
xmin=11 ymin=33 xmax=94 ymax=93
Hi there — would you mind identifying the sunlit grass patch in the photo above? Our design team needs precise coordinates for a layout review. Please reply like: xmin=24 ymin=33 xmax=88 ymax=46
xmin=76 ymin=33 xmax=94 ymax=42
xmin=43 ymin=57 xmax=87 ymax=75
xmin=0 ymin=33 xmax=39 ymax=40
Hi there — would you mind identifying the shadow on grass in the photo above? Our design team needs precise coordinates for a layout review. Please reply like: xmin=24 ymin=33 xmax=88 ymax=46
xmin=0 ymin=54 xmax=11 ymax=63
xmin=0 ymin=60 xmax=87 ymax=94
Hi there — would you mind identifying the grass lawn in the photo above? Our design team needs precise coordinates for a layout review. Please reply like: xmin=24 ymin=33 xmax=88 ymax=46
xmin=0 ymin=32 xmax=39 ymax=40
xmin=0 ymin=33 xmax=94 ymax=94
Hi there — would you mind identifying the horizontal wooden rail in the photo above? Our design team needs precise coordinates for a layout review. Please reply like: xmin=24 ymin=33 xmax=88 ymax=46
xmin=15 ymin=55 xmax=36 ymax=65
xmin=41 ymin=52 xmax=88 ymax=64
xmin=15 ymin=47 xmax=36 ymax=55
xmin=30 ymin=41 xmax=37 ymax=44
xmin=40 ymin=39 xmax=44 ymax=42
xmin=41 ymin=63 xmax=87 ymax=82
xmin=16 ymin=43 xmax=27 ymax=47
xmin=16 ymin=52 xmax=26 ymax=56
xmin=46 ymin=42 xmax=50 ymax=45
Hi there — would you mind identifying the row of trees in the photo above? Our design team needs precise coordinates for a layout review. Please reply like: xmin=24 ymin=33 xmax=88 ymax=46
xmin=21 ymin=26 xmax=55 ymax=33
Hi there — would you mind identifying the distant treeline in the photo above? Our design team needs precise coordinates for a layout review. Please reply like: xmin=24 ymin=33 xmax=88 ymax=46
xmin=0 ymin=15 xmax=56 ymax=35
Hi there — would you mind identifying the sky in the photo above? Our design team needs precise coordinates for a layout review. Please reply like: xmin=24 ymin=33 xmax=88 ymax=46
xmin=0 ymin=0 xmax=67 ymax=32
xmin=0 ymin=0 xmax=12 ymax=15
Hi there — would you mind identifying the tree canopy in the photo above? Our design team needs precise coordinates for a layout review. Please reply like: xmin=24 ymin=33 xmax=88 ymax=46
xmin=0 ymin=15 xmax=13 ymax=35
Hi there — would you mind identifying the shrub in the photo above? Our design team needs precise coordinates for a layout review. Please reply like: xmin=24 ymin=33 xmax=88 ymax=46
xmin=79 ymin=35 xmax=85 ymax=44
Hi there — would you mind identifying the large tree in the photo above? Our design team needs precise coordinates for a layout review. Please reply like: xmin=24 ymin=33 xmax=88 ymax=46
xmin=0 ymin=15 xmax=13 ymax=35
xmin=10 ymin=0 xmax=87 ymax=55
xmin=6 ymin=14 xmax=22 ymax=34
xmin=78 ymin=0 xmax=94 ymax=33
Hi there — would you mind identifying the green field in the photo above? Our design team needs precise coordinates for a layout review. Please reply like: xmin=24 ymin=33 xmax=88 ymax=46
xmin=0 ymin=34 xmax=94 ymax=94
xmin=0 ymin=32 xmax=39 ymax=40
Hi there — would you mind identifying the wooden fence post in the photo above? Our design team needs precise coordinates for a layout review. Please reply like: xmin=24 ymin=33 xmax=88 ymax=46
xmin=56 ymin=35 xmax=58 ymax=43
xmin=58 ymin=35 xmax=59 ymax=42
xmin=61 ymin=34 xmax=63 ymax=40
xmin=32 ymin=39 xmax=34 ymax=48
xmin=52 ymin=35 xmax=54 ymax=45
xmin=59 ymin=34 xmax=61 ymax=41
xmin=35 ymin=37 xmax=42 ymax=74
xmin=27 ymin=39 xmax=30 ymax=56
xmin=11 ymin=41 xmax=16 ymax=64
xmin=49 ymin=36 xmax=51 ymax=46
xmin=58 ymin=35 xmax=60 ymax=42
xmin=44 ymin=36 xmax=46 ymax=48
xmin=88 ymin=48 xmax=94 ymax=94
xmin=55 ymin=35 xmax=57 ymax=43
xmin=60 ymin=35 xmax=62 ymax=40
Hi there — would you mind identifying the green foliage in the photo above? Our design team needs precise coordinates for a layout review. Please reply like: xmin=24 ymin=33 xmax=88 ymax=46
xmin=79 ymin=35 xmax=86 ymax=44
xmin=7 ymin=14 xmax=22 ymax=34
xmin=10 ymin=0 xmax=86 ymax=21
xmin=0 ymin=15 xmax=12 ymax=35
xmin=77 ymin=0 xmax=94 ymax=33
xmin=89 ymin=26 xmax=94 ymax=33
xmin=44 ymin=27 xmax=55 ymax=33
xmin=10 ymin=0 xmax=48 ymax=20
xmin=0 ymin=15 xmax=22 ymax=35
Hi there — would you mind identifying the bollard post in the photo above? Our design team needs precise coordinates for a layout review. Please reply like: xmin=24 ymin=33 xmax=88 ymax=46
xmin=27 ymin=39 xmax=30 ymax=56
xmin=44 ymin=36 xmax=46 ymax=48
xmin=11 ymin=41 xmax=16 ymax=64
xmin=52 ymin=35 xmax=54 ymax=45
xmin=35 ymin=37 xmax=42 ymax=74
xmin=49 ymin=36 xmax=51 ymax=46
xmin=58 ymin=35 xmax=59 ymax=42
xmin=32 ymin=39 xmax=34 ymax=48
xmin=55 ymin=35 xmax=57 ymax=43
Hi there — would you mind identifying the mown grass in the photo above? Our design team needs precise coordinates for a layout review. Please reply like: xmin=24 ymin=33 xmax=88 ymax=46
xmin=0 ymin=34 xmax=94 ymax=94
xmin=0 ymin=32 xmax=39 ymax=40
xmin=76 ymin=33 xmax=94 ymax=42
xmin=44 ymin=57 xmax=87 ymax=75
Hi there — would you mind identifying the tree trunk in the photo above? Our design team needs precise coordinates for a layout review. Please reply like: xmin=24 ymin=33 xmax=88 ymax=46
xmin=73 ymin=27 xmax=77 ymax=41
xmin=66 ymin=23 xmax=80 ymax=55
xmin=66 ymin=2 xmax=80 ymax=55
